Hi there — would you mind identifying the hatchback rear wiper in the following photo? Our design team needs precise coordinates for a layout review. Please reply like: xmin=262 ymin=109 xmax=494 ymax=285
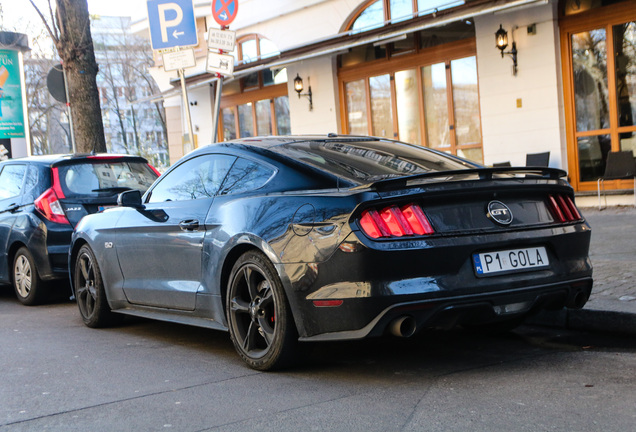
xmin=91 ymin=187 xmax=133 ymax=193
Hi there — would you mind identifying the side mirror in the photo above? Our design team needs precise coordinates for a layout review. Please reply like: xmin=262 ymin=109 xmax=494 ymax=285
xmin=117 ymin=190 xmax=144 ymax=208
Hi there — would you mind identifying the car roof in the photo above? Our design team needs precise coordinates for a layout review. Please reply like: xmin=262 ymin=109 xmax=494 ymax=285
xmin=1 ymin=153 xmax=149 ymax=166
xmin=193 ymin=135 xmax=477 ymax=186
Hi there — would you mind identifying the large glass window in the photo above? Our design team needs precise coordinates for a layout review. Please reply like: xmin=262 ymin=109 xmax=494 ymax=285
xmin=341 ymin=55 xmax=483 ymax=164
xmin=572 ymin=29 xmax=609 ymax=132
xmin=345 ymin=80 xmax=369 ymax=135
xmin=238 ymin=103 xmax=254 ymax=138
xmin=423 ymin=63 xmax=450 ymax=150
xmin=348 ymin=0 xmax=465 ymax=31
xmin=395 ymin=69 xmax=422 ymax=146
xmin=369 ymin=74 xmax=393 ymax=139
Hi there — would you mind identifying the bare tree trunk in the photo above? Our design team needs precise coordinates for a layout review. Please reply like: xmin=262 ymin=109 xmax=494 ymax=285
xmin=54 ymin=0 xmax=105 ymax=153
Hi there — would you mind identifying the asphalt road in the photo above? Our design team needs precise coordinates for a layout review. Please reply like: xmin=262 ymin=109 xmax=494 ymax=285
xmin=1 ymin=287 xmax=635 ymax=432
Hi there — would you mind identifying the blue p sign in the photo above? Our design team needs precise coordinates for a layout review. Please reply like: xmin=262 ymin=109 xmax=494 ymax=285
xmin=147 ymin=0 xmax=199 ymax=50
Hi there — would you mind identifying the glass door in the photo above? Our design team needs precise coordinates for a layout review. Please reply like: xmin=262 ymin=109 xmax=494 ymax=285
xmin=562 ymin=4 xmax=636 ymax=190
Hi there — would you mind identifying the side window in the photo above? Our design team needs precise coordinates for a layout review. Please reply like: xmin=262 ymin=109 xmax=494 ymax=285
xmin=147 ymin=155 xmax=236 ymax=203
xmin=0 ymin=164 xmax=27 ymax=200
xmin=220 ymin=157 xmax=275 ymax=195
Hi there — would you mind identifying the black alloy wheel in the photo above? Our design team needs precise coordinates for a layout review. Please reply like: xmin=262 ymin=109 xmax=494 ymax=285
xmin=226 ymin=251 xmax=298 ymax=370
xmin=13 ymin=247 xmax=46 ymax=305
xmin=74 ymin=245 xmax=120 ymax=328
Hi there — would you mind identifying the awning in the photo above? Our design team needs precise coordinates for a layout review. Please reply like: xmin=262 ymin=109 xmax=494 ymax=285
xmin=133 ymin=0 xmax=548 ymax=104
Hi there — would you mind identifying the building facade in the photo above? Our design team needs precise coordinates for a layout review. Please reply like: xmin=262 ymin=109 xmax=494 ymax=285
xmin=139 ymin=0 xmax=635 ymax=192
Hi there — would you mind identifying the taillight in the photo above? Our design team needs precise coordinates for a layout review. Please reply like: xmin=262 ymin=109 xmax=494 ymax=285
xmin=359 ymin=203 xmax=434 ymax=239
xmin=35 ymin=188 xmax=70 ymax=224
xmin=548 ymin=194 xmax=582 ymax=223
xmin=35 ymin=167 xmax=70 ymax=225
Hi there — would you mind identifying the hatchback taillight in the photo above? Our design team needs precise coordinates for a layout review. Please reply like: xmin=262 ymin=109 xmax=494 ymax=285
xmin=359 ymin=203 xmax=434 ymax=239
xmin=547 ymin=194 xmax=582 ymax=223
xmin=34 ymin=167 xmax=70 ymax=225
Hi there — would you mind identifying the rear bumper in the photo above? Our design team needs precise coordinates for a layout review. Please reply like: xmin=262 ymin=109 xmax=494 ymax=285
xmin=299 ymin=277 xmax=593 ymax=341
xmin=285 ymin=222 xmax=592 ymax=340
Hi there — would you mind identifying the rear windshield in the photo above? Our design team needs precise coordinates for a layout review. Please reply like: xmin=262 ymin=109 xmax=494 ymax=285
xmin=277 ymin=140 xmax=476 ymax=183
xmin=57 ymin=160 xmax=158 ymax=198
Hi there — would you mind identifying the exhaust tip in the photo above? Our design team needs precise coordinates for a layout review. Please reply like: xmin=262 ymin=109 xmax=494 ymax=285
xmin=567 ymin=290 xmax=589 ymax=309
xmin=389 ymin=316 xmax=417 ymax=338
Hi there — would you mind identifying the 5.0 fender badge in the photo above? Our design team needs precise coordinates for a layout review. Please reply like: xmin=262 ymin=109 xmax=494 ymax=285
xmin=104 ymin=242 xmax=113 ymax=249
xmin=487 ymin=201 xmax=513 ymax=225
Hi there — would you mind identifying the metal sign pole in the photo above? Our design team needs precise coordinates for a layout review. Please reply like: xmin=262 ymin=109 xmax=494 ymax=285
xmin=61 ymin=63 xmax=76 ymax=153
xmin=212 ymin=76 xmax=223 ymax=143
xmin=178 ymin=68 xmax=196 ymax=152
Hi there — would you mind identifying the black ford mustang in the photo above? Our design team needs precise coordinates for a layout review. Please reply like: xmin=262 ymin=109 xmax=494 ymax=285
xmin=69 ymin=136 xmax=592 ymax=370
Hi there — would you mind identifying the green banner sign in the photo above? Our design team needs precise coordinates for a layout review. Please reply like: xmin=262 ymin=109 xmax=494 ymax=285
xmin=0 ymin=49 xmax=25 ymax=139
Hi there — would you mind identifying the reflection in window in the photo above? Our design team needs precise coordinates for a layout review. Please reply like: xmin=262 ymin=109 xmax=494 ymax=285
xmin=422 ymin=63 xmax=450 ymax=148
xmin=0 ymin=165 xmax=26 ymax=199
xmin=223 ymin=108 xmax=237 ymax=141
xmin=572 ymin=29 xmax=609 ymax=132
xmin=148 ymin=155 xmax=235 ymax=202
xmin=346 ymin=80 xmax=369 ymax=135
xmin=275 ymin=96 xmax=291 ymax=135
xmin=451 ymin=56 xmax=481 ymax=147
xmin=238 ymin=103 xmax=254 ymax=138
xmin=370 ymin=75 xmax=393 ymax=139
xmin=390 ymin=0 xmax=413 ymax=23
xmin=256 ymin=100 xmax=272 ymax=136
xmin=614 ymin=21 xmax=636 ymax=152
xmin=220 ymin=158 xmax=275 ymax=195
xmin=395 ymin=69 xmax=422 ymax=146
xmin=578 ymin=135 xmax=611 ymax=182
xmin=351 ymin=0 xmax=383 ymax=32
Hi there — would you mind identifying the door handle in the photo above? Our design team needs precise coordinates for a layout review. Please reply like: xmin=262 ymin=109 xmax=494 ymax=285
xmin=179 ymin=219 xmax=200 ymax=231
xmin=7 ymin=203 xmax=20 ymax=213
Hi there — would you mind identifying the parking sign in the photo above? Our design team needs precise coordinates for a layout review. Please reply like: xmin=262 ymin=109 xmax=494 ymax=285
xmin=147 ymin=0 xmax=198 ymax=50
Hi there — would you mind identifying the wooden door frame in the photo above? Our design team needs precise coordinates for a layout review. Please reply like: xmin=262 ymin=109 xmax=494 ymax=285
xmin=560 ymin=2 xmax=636 ymax=191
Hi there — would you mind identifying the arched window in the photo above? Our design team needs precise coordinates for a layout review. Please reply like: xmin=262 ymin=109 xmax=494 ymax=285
xmin=235 ymin=34 xmax=285 ymax=89
xmin=346 ymin=0 xmax=465 ymax=32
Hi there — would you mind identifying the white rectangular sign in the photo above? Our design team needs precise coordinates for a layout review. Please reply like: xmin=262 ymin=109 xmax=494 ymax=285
xmin=207 ymin=29 xmax=236 ymax=52
xmin=163 ymin=48 xmax=196 ymax=72
xmin=206 ymin=51 xmax=235 ymax=76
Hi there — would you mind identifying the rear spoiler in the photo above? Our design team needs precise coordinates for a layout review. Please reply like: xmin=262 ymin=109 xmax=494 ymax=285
xmin=368 ymin=167 xmax=568 ymax=191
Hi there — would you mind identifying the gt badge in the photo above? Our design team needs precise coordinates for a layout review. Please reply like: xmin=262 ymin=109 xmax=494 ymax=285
xmin=487 ymin=201 xmax=513 ymax=225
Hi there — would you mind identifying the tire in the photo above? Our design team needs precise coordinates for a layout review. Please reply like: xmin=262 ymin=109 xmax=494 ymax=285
xmin=13 ymin=247 xmax=46 ymax=306
xmin=74 ymin=244 xmax=120 ymax=328
xmin=226 ymin=251 xmax=298 ymax=371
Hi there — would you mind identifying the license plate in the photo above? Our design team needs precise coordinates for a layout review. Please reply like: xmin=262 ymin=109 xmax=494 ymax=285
xmin=473 ymin=246 xmax=549 ymax=276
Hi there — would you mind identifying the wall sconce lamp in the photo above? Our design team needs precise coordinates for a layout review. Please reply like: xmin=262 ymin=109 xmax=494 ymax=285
xmin=495 ymin=24 xmax=518 ymax=76
xmin=294 ymin=74 xmax=313 ymax=111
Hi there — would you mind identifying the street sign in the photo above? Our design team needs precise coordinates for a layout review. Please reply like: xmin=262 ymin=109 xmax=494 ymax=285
xmin=163 ymin=48 xmax=196 ymax=72
xmin=207 ymin=28 xmax=236 ymax=52
xmin=147 ymin=0 xmax=198 ymax=50
xmin=206 ymin=52 xmax=235 ymax=76
xmin=212 ymin=0 xmax=238 ymax=27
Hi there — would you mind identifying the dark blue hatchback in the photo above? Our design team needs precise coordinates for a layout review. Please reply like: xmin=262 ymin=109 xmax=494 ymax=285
xmin=0 ymin=154 xmax=158 ymax=305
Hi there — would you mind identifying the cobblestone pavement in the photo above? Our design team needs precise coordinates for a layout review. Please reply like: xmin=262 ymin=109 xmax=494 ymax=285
xmin=582 ymin=206 xmax=636 ymax=314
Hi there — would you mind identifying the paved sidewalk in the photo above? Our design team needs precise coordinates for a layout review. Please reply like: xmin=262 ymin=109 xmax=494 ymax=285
xmin=530 ymin=205 xmax=636 ymax=334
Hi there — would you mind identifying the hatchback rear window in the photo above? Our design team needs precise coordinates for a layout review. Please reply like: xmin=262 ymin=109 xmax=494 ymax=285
xmin=57 ymin=161 xmax=158 ymax=198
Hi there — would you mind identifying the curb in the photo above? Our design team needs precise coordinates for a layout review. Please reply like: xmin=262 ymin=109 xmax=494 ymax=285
xmin=527 ymin=308 xmax=636 ymax=335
